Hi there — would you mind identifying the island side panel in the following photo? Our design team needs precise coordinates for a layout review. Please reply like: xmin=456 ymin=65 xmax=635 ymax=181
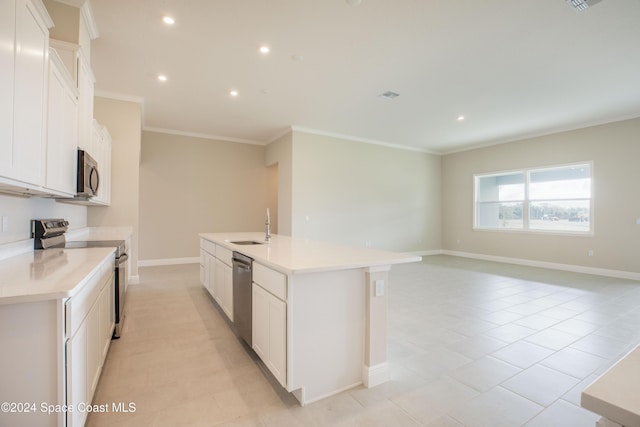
xmin=288 ymin=269 xmax=365 ymax=405
xmin=363 ymin=266 xmax=391 ymax=387
xmin=0 ymin=299 xmax=64 ymax=427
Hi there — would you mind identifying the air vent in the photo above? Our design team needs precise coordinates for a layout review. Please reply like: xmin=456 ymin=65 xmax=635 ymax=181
xmin=379 ymin=91 xmax=400 ymax=99
xmin=567 ymin=0 xmax=603 ymax=11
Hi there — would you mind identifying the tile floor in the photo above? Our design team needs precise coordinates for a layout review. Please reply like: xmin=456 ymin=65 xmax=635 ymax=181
xmin=87 ymin=255 xmax=640 ymax=426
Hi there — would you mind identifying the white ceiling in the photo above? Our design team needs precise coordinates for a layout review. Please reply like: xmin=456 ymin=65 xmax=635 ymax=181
xmin=89 ymin=0 xmax=640 ymax=153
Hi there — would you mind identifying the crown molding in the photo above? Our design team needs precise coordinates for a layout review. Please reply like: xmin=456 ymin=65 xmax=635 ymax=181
xmin=290 ymin=126 xmax=437 ymax=154
xmin=143 ymin=126 xmax=265 ymax=146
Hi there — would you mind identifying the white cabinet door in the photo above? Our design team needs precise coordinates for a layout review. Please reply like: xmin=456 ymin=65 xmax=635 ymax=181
xmin=77 ymin=51 xmax=94 ymax=153
xmin=45 ymin=52 xmax=78 ymax=196
xmin=252 ymin=283 xmax=287 ymax=387
xmin=1 ymin=0 xmax=49 ymax=185
xmin=205 ymin=251 xmax=215 ymax=298
xmin=0 ymin=0 xmax=15 ymax=176
xmin=214 ymin=258 xmax=225 ymax=306
xmin=252 ymin=284 xmax=269 ymax=361
xmin=268 ymin=296 xmax=287 ymax=386
xmin=66 ymin=323 xmax=88 ymax=427
xmin=98 ymin=279 xmax=114 ymax=359
xmin=213 ymin=258 xmax=233 ymax=321
xmin=222 ymin=262 xmax=233 ymax=321
xmin=86 ymin=300 xmax=101 ymax=397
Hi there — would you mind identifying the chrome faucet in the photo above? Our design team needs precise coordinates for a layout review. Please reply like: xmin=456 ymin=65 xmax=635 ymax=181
xmin=265 ymin=208 xmax=271 ymax=242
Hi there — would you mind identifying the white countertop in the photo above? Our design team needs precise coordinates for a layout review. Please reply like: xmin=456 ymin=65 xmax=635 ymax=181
xmin=0 ymin=247 xmax=116 ymax=305
xmin=67 ymin=226 xmax=133 ymax=243
xmin=199 ymin=232 xmax=422 ymax=275
xmin=582 ymin=345 xmax=640 ymax=427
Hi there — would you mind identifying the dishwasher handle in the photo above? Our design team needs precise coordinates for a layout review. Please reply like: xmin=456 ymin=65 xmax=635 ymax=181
xmin=232 ymin=252 xmax=253 ymax=268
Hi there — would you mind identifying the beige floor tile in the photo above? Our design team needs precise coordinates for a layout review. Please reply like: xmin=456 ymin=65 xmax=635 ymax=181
xmin=524 ymin=399 xmax=600 ymax=427
xmin=540 ymin=347 xmax=608 ymax=379
xmin=391 ymin=377 xmax=479 ymax=424
xmin=524 ymin=328 xmax=581 ymax=350
xmin=85 ymin=258 xmax=640 ymax=427
xmin=490 ymin=340 xmax=555 ymax=369
xmin=502 ymin=365 xmax=580 ymax=406
xmin=448 ymin=386 xmax=543 ymax=427
xmin=450 ymin=356 xmax=521 ymax=392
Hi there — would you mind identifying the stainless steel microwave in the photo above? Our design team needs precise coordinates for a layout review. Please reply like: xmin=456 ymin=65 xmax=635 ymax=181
xmin=77 ymin=149 xmax=99 ymax=197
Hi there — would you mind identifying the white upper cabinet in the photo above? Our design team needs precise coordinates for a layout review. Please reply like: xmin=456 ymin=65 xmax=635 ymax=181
xmin=0 ymin=0 xmax=16 ymax=177
xmin=77 ymin=50 xmax=94 ymax=153
xmin=2 ymin=0 xmax=52 ymax=186
xmin=45 ymin=49 xmax=78 ymax=196
xmin=90 ymin=120 xmax=111 ymax=205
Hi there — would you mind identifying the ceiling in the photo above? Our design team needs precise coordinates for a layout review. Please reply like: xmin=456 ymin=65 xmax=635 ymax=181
xmin=88 ymin=0 xmax=640 ymax=153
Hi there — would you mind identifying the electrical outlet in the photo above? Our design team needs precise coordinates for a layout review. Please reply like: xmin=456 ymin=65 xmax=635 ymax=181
xmin=588 ymin=250 xmax=594 ymax=257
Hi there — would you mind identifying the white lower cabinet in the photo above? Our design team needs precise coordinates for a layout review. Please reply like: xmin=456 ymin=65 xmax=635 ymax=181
xmin=65 ymin=267 xmax=114 ymax=427
xmin=214 ymin=258 xmax=233 ymax=321
xmin=200 ymin=239 xmax=233 ymax=322
xmin=252 ymin=281 xmax=287 ymax=387
xmin=66 ymin=319 xmax=88 ymax=427
xmin=201 ymin=249 xmax=215 ymax=298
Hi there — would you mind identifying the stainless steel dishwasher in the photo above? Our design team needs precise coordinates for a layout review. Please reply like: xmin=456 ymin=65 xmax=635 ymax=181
xmin=232 ymin=252 xmax=253 ymax=346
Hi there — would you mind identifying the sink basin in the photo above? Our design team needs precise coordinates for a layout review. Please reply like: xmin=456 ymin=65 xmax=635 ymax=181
xmin=230 ymin=240 xmax=265 ymax=245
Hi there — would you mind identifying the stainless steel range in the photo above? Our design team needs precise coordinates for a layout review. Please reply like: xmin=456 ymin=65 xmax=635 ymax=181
xmin=32 ymin=219 xmax=129 ymax=338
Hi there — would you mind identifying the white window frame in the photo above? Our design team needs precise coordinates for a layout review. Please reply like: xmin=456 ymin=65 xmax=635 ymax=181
xmin=473 ymin=161 xmax=594 ymax=236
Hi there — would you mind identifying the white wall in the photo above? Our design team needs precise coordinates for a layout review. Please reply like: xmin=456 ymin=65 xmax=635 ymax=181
xmin=0 ymin=195 xmax=86 ymax=245
xmin=138 ymin=130 xmax=268 ymax=261
xmin=89 ymin=97 xmax=142 ymax=276
xmin=265 ymin=131 xmax=293 ymax=236
xmin=442 ymin=117 xmax=640 ymax=275
xmin=289 ymin=131 xmax=442 ymax=252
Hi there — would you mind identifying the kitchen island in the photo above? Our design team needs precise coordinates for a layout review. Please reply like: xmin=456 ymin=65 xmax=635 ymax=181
xmin=199 ymin=232 xmax=421 ymax=405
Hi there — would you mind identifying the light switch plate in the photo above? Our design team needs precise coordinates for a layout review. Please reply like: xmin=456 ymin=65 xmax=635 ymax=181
xmin=375 ymin=279 xmax=384 ymax=297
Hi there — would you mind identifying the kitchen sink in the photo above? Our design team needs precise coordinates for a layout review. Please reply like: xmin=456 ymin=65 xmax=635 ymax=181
xmin=230 ymin=240 xmax=265 ymax=245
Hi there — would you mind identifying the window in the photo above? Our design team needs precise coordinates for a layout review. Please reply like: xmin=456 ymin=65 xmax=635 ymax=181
xmin=474 ymin=163 xmax=592 ymax=234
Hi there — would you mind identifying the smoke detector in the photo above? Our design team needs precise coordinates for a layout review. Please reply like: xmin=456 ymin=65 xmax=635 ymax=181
xmin=567 ymin=0 xmax=603 ymax=11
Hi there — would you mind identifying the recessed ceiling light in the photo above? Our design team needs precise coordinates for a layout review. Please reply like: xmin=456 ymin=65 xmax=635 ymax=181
xmin=566 ymin=0 xmax=603 ymax=11
xmin=230 ymin=90 xmax=239 ymax=97
xmin=157 ymin=74 xmax=167 ymax=82
xmin=259 ymin=45 xmax=270 ymax=55
xmin=162 ymin=16 xmax=175 ymax=25
xmin=457 ymin=115 xmax=465 ymax=121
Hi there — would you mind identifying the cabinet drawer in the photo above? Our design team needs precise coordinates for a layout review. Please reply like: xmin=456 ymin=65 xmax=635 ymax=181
xmin=66 ymin=262 xmax=113 ymax=339
xmin=215 ymin=245 xmax=233 ymax=267
xmin=253 ymin=263 xmax=287 ymax=301
xmin=202 ymin=239 xmax=216 ymax=255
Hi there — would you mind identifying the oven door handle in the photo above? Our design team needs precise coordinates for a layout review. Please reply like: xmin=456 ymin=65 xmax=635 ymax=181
xmin=117 ymin=253 xmax=129 ymax=265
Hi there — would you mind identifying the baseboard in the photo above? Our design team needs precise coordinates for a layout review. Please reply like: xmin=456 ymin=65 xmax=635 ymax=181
xmin=137 ymin=257 xmax=200 ymax=267
xmin=408 ymin=249 xmax=443 ymax=257
xmin=441 ymin=250 xmax=640 ymax=281
xmin=363 ymin=362 xmax=390 ymax=388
